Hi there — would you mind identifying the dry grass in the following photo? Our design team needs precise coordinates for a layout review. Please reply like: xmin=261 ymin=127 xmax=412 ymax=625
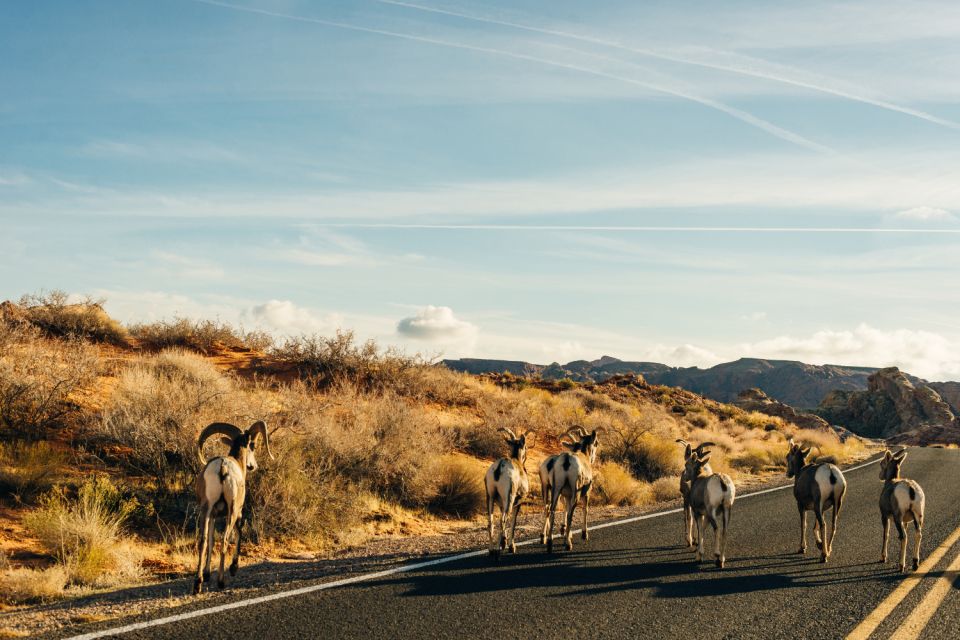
xmin=651 ymin=476 xmax=680 ymax=502
xmin=594 ymin=461 xmax=653 ymax=506
xmin=24 ymin=477 xmax=142 ymax=588
xmin=0 ymin=441 xmax=67 ymax=503
xmin=96 ymin=349 xmax=235 ymax=491
xmin=17 ymin=291 xmax=128 ymax=346
xmin=130 ymin=317 xmax=272 ymax=354
xmin=0 ymin=565 xmax=69 ymax=605
xmin=429 ymin=456 xmax=485 ymax=518
xmin=0 ymin=324 xmax=99 ymax=438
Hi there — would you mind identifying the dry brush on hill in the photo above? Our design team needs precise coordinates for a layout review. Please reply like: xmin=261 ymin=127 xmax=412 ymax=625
xmin=0 ymin=294 xmax=870 ymax=609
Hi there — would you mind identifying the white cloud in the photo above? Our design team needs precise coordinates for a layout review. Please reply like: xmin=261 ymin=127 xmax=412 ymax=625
xmin=242 ymin=300 xmax=343 ymax=336
xmin=894 ymin=206 xmax=955 ymax=222
xmin=740 ymin=324 xmax=960 ymax=381
xmin=397 ymin=306 xmax=478 ymax=341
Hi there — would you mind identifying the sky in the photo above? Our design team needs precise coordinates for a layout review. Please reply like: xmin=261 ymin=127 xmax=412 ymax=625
xmin=2 ymin=1 xmax=960 ymax=380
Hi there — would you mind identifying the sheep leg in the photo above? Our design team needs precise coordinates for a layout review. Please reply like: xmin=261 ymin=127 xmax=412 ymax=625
xmin=499 ymin=493 xmax=513 ymax=558
xmin=204 ymin=516 xmax=215 ymax=581
xmin=718 ymin=505 xmax=730 ymax=569
xmin=829 ymin=494 xmax=843 ymax=556
xmin=230 ymin=508 xmax=246 ymax=577
xmin=559 ymin=496 xmax=567 ymax=536
xmin=695 ymin=513 xmax=706 ymax=563
xmin=797 ymin=507 xmax=807 ymax=554
xmin=707 ymin=509 xmax=720 ymax=567
xmin=508 ymin=499 xmax=521 ymax=554
xmin=564 ymin=491 xmax=577 ymax=551
xmin=219 ymin=513 xmax=240 ymax=589
xmin=814 ymin=506 xmax=828 ymax=563
xmin=881 ymin=515 xmax=891 ymax=563
xmin=540 ymin=485 xmax=551 ymax=545
xmin=912 ymin=512 xmax=923 ymax=571
xmin=547 ymin=485 xmax=562 ymax=554
xmin=895 ymin=519 xmax=907 ymax=573
xmin=486 ymin=491 xmax=496 ymax=556
xmin=193 ymin=508 xmax=211 ymax=594
xmin=581 ymin=489 xmax=590 ymax=542
xmin=683 ymin=501 xmax=695 ymax=548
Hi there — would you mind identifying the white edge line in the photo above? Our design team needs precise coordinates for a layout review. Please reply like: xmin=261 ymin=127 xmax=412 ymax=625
xmin=66 ymin=456 xmax=883 ymax=640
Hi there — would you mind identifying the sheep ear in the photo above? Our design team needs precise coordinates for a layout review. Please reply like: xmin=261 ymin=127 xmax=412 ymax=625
xmin=894 ymin=450 xmax=908 ymax=461
xmin=883 ymin=450 xmax=892 ymax=461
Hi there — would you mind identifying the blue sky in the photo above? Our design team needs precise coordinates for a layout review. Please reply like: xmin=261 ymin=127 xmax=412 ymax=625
xmin=3 ymin=0 xmax=960 ymax=379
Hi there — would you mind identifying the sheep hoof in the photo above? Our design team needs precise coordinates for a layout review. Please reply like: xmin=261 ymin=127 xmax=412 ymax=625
xmin=797 ymin=547 xmax=806 ymax=555
xmin=820 ymin=555 xmax=828 ymax=564
xmin=716 ymin=555 xmax=724 ymax=569
xmin=913 ymin=558 xmax=920 ymax=571
xmin=192 ymin=579 xmax=203 ymax=595
xmin=565 ymin=540 xmax=573 ymax=552
xmin=581 ymin=531 xmax=589 ymax=541
xmin=880 ymin=556 xmax=887 ymax=563
xmin=509 ymin=543 xmax=517 ymax=554
xmin=540 ymin=535 xmax=547 ymax=545
xmin=217 ymin=578 xmax=226 ymax=589
xmin=899 ymin=564 xmax=906 ymax=573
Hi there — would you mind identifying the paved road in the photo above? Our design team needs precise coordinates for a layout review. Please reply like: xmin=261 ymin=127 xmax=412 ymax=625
xmin=65 ymin=448 xmax=960 ymax=640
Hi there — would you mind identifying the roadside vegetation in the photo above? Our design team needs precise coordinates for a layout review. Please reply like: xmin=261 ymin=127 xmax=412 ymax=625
xmin=0 ymin=292 xmax=871 ymax=609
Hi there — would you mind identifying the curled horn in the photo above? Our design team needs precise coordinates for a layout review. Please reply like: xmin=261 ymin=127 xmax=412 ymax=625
xmin=197 ymin=422 xmax=243 ymax=466
xmin=694 ymin=441 xmax=716 ymax=455
xmin=676 ymin=438 xmax=690 ymax=447
xmin=498 ymin=427 xmax=518 ymax=440
xmin=523 ymin=430 xmax=537 ymax=446
xmin=247 ymin=420 xmax=274 ymax=461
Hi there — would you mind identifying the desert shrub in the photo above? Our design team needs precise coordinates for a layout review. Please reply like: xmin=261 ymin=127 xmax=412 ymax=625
xmin=18 ymin=291 xmax=128 ymax=345
xmin=130 ymin=317 xmax=271 ymax=354
xmin=322 ymin=391 xmax=449 ymax=506
xmin=651 ymin=476 xmax=679 ymax=502
xmin=730 ymin=446 xmax=782 ymax=473
xmin=24 ymin=476 xmax=142 ymax=587
xmin=97 ymin=349 xmax=234 ymax=491
xmin=0 ymin=328 xmax=99 ymax=438
xmin=0 ymin=565 xmax=69 ymax=604
xmin=594 ymin=461 xmax=652 ymax=506
xmin=452 ymin=420 xmax=506 ymax=459
xmin=246 ymin=438 xmax=361 ymax=546
xmin=429 ymin=456 xmax=485 ymax=517
xmin=271 ymin=330 xmax=424 ymax=393
xmin=0 ymin=441 xmax=67 ymax=503
xmin=610 ymin=432 xmax=684 ymax=482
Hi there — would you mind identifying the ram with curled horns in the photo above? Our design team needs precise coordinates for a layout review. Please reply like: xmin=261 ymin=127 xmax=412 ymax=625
xmin=192 ymin=420 xmax=273 ymax=594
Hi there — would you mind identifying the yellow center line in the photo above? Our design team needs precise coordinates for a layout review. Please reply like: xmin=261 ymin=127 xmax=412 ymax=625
xmin=889 ymin=545 xmax=960 ymax=640
xmin=846 ymin=523 xmax=960 ymax=640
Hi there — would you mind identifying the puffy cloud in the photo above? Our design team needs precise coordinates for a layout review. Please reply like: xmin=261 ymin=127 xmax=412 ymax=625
xmin=643 ymin=343 xmax=724 ymax=368
xmin=242 ymin=300 xmax=342 ymax=336
xmin=397 ymin=306 xmax=478 ymax=341
xmin=894 ymin=206 xmax=955 ymax=222
xmin=740 ymin=324 xmax=960 ymax=381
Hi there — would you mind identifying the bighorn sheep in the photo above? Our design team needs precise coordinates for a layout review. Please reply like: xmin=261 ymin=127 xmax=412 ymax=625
xmin=538 ymin=430 xmax=580 ymax=544
xmin=193 ymin=420 xmax=273 ymax=594
xmin=879 ymin=448 xmax=925 ymax=572
xmin=484 ymin=428 xmax=532 ymax=558
xmin=545 ymin=427 xmax=600 ymax=553
xmin=676 ymin=439 xmax=715 ymax=548
xmin=786 ymin=438 xmax=846 ymax=563
xmin=685 ymin=450 xmax=735 ymax=568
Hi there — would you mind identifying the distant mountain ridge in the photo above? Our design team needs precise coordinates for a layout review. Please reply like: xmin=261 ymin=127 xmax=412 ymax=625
xmin=442 ymin=356 xmax=924 ymax=409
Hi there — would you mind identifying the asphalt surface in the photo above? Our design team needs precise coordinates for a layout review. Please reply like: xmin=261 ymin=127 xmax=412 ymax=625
xmin=64 ymin=447 xmax=960 ymax=640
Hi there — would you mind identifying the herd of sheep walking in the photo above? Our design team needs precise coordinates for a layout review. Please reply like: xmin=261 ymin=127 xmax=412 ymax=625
xmin=188 ymin=420 xmax=925 ymax=595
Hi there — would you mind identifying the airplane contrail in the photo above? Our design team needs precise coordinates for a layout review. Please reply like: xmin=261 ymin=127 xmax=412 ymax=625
xmin=377 ymin=0 xmax=960 ymax=131
xmin=312 ymin=224 xmax=960 ymax=234
xmin=187 ymin=0 xmax=832 ymax=153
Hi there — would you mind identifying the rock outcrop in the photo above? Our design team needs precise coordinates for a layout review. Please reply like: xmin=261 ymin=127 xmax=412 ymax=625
xmin=817 ymin=367 xmax=959 ymax=442
xmin=735 ymin=388 xmax=834 ymax=432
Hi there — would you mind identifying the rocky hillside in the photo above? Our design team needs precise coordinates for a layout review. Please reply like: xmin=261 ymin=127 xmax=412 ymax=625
xmin=443 ymin=356 xmax=877 ymax=408
xmin=816 ymin=367 xmax=959 ymax=443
